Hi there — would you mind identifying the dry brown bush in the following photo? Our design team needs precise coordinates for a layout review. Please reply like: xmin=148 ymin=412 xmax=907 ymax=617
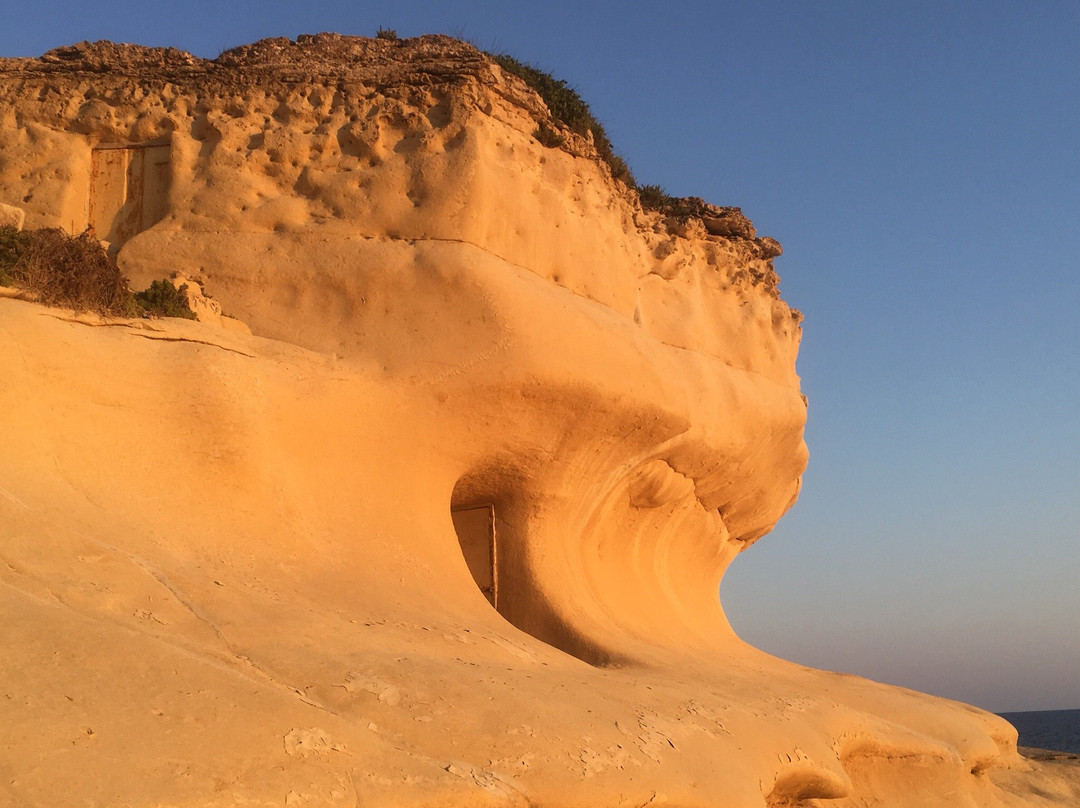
xmin=0 ymin=226 xmax=138 ymax=316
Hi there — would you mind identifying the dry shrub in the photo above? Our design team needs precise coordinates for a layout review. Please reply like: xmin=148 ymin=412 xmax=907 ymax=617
xmin=0 ymin=226 xmax=19 ymax=286
xmin=2 ymin=227 xmax=136 ymax=316
xmin=0 ymin=225 xmax=201 ymax=320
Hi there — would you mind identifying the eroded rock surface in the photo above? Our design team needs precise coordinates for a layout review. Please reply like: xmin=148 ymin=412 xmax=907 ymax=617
xmin=1 ymin=35 xmax=1077 ymax=808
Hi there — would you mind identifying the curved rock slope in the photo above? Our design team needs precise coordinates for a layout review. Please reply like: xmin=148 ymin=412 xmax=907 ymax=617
xmin=1 ymin=34 xmax=1077 ymax=808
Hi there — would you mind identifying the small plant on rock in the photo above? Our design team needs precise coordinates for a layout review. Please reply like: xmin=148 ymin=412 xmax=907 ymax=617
xmin=533 ymin=124 xmax=565 ymax=148
xmin=376 ymin=27 xmax=398 ymax=41
xmin=638 ymin=184 xmax=670 ymax=209
xmin=133 ymin=278 xmax=197 ymax=319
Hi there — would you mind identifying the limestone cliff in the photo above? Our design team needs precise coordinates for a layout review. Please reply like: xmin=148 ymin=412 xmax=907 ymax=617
xmin=0 ymin=33 xmax=806 ymax=660
xmin=1 ymin=34 xmax=1077 ymax=808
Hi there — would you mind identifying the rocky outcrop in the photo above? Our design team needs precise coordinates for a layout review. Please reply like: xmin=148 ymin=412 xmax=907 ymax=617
xmin=2 ymin=35 xmax=1077 ymax=808
xmin=0 ymin=201 xmax=24 ymax=230
xmin=166 ymin=271 xmax=250 ymax=332
xmin=0 ymin=34 xmax=798 ymax=379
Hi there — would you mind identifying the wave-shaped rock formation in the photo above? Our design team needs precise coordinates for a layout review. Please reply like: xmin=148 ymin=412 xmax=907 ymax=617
xmin=1 ymin=34 xmax=1077 ymax=807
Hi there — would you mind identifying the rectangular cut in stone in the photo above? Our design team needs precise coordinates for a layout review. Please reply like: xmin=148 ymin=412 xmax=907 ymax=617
xmin=89 ymin=143 xmax=170 ymax=249
xmin=140 ymin=144 xmax=170 ymax=231
xmin=451 ymin=504 xmax=497 ymax=607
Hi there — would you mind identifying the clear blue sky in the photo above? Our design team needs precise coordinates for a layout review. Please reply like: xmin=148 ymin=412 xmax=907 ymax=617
xmin=4 ymin=1 xmax=1077 ymax=712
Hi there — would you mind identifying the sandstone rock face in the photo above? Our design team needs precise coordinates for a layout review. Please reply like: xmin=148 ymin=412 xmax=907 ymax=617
xmin=1 ymin=35 xmax=1077 ymax=808
xmin=168 ymin=271 xmax=251 ymax=332
xmin=0 ymin=201 xmax=24 ymax=230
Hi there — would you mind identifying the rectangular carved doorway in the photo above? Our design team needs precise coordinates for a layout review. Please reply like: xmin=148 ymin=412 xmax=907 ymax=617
xmin=89 ymin=143 xmax=170 ymax=251
xmin=450 ymin=504 xmax=497 ymax=608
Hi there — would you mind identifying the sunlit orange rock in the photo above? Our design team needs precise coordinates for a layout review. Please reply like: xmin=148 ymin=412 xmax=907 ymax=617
xmin=1 ymin=35 xmax=1076 ymax=807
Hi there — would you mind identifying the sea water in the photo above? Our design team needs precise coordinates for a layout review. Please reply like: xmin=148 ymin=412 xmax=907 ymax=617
xmin=997 ymin=709 xmax=1080 ymax=753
